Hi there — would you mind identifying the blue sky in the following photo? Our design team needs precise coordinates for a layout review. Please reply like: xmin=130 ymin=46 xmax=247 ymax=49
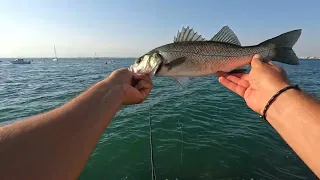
xmin=0 ymin=0 xmax=319 ymax=57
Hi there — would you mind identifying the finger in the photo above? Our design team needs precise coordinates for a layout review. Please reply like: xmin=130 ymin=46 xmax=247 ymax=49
xmin=135 ymin=80 xmax=153 ymax=90
xmin=217 ymin=71 xmax=249 ymax=81
xmin=140 ymin=86 xmax=152 ymax=100
xmin=251 ymin=54 xmax=263 ymax=67
xmin=218 ymin=77 xmax=246 ymax=97
xmin=135 ymin=81 xmax=153 ymax=101
xmin=220 ymin=73 xmax=249 ymax=88
xmin=133 ymin=73 xmax=151 ymax=82
xmin=227 ymin=73 xmax=250 ymax=81
xmin=267 ymin=61 xmax=274 ymax=65
xmin=131 ymin=74 xmax=151 ymax=87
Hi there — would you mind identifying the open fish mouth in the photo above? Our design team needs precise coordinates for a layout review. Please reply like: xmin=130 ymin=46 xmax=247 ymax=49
xmin=129 ymin=61 xmax=161 ymax=75
xmin=129 ymin=54 xmax=163 ymax=75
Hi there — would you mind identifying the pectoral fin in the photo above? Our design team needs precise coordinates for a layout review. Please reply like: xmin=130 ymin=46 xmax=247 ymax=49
xmin=164 ymin=57 xmax=187 ymax=70
xmin=172 ymin=76 xmax=191 ymax=89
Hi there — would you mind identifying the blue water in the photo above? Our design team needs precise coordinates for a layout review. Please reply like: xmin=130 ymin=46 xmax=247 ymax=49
xmin=0 ymin=58 xmax=319 ymax=179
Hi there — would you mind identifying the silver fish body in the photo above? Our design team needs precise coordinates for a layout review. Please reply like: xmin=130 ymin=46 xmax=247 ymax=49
xmin=150 ymin=41 xmax=273 ymax=77
xmin=129 ymin=26 xmax=301 ymax=80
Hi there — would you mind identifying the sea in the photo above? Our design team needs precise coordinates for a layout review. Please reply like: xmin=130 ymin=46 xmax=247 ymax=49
xmin=0 ymin=58 xmax=319 ymax=180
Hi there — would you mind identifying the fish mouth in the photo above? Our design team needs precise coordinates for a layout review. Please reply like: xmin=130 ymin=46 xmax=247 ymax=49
xmin=128 ymin=54 xmax=162 ymax=75
xmin=128 ymin=62 xmax=160 ymax=75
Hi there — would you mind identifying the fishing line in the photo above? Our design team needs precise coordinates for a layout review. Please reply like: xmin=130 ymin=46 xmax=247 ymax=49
xmin=148 ymin=104 xmax=157 ymax=180
xmin=173 ymin=81 xmax=186 ymax=166
xmin=177 ymin=91 xmax=184 ymax=165
xmin=177 ymin=117 xmax=184 ymax=164
xmin=147 ymin=85 xmax=185 ymax=180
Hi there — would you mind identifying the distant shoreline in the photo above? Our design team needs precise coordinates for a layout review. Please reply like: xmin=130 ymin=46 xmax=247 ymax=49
xmin=299 ymin=57 xmax=320 ymax=60
xmin=300 ymin=58 xmax=320 ymax=60
xmin=0 ymin=57 xmax=319 ymax=61
xmin=0 ymin=57 xmax=137 ymax=60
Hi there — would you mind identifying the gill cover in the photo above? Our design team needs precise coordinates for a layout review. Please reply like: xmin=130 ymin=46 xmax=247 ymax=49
xmin=149 ymin=52 xmax=163 ymax=75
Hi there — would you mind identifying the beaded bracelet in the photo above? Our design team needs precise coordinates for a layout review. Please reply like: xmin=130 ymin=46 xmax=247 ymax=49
xmin=260 ymin=84 xmax=301 ymax=120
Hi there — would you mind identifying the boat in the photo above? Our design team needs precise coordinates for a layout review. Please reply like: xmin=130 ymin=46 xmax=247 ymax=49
xmin=93 ymin=53 xmax=99 ymax=59
xmin=10 ymin=58 xmax=31 ymax=64
xmin=53 ymin=45 xmax=58 ymax=61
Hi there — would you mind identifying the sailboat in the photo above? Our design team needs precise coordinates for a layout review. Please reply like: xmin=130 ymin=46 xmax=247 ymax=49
xmin=93 ymin=53 xmax=99 ymax=59
xmin=53 ymin=45 xmax=58 ymax=61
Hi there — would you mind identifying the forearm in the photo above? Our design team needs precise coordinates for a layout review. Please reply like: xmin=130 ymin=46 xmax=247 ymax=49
xmin=0 ymin=78 xmax=123 ymax=179
xmin=267 ymin=89 xmax=320 ymax=177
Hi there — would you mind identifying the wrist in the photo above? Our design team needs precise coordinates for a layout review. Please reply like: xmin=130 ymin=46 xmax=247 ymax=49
xmin=264 ymin=88 xmax=302 ymax=121
xmin=96 ymin=78 xmax=126 ymax=105
xmin=258 ymin=82 xmax=291 ymax=115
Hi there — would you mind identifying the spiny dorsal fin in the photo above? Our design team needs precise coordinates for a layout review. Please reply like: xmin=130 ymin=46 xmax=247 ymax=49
xmin=174 ymin=26 xmax=205 ymax=42
xmin=210 ymin=26 xmax=241 ymax=46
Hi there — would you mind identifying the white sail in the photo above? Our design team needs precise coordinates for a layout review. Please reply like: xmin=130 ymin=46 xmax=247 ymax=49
xmin=53 ymin=46 xmax=58 ymax=61
xmin=93 ymin=53 xmax=99 ymax=59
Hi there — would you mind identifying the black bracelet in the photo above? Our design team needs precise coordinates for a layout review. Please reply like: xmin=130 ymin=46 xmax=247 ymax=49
xmin=260 ymin=84 xmax=301 ymax=120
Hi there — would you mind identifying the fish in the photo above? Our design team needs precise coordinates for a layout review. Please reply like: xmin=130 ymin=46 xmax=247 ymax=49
xmin=129 ymin=26 xmax=302 ymax=87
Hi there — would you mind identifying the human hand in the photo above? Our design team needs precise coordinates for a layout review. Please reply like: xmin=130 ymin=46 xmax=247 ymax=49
xmin=108 ymin=68 xmax=153 ymax=105
xmin=217 ymin=54 xmax=292 ymax=115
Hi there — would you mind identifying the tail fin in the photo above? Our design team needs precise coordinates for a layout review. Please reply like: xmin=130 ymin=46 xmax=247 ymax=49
xmin=259 ymin=29 xmax=302 ymax=65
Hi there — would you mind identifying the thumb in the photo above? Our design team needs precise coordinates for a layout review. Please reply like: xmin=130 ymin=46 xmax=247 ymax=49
xmin=251 ymin=54 xmax=263 ymax=67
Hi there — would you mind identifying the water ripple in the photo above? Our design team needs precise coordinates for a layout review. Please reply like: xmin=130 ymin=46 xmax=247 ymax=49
xmin=0 ymin=59 xmax=318 ymax=179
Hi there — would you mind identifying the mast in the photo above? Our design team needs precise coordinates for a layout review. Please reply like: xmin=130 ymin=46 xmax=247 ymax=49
xmin=94 ymin=52 xmax=99 ymax=59
xmin=53 ymin=45 xmax=58 ymax=61
xmin=54 ymin=46 xmax=57 ymax=59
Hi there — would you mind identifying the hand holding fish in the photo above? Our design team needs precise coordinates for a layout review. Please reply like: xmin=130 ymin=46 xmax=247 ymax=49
xmin=219 ymin=54 xmax=320 ymax=177
xmin=218 ymin=54 xmax=291 ymax=115
xmin=109 ymin=68 xmax=153 ymax=105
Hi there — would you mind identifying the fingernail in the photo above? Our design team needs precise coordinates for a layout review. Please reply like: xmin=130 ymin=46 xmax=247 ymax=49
xmin=253 ymin=54 xmax=262 ymax=59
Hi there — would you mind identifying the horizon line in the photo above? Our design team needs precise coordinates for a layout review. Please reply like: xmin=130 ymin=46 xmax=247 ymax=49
xmin=0 ymin=57 xmax=138 ymax=59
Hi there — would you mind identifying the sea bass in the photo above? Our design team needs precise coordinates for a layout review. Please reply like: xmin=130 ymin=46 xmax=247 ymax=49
xmin=129 ymin=26 xmax=301 ymax=86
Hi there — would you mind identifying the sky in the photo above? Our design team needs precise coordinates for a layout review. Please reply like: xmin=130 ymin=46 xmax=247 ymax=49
xmin=0 ymin=0 xmax=319 ymax=58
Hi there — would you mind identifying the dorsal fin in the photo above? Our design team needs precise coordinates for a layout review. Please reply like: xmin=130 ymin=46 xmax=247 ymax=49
xmin=210 ymin=26 xmax=241 ymax=46
xmin=174 ymin=26 xmax=205 ymax=42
